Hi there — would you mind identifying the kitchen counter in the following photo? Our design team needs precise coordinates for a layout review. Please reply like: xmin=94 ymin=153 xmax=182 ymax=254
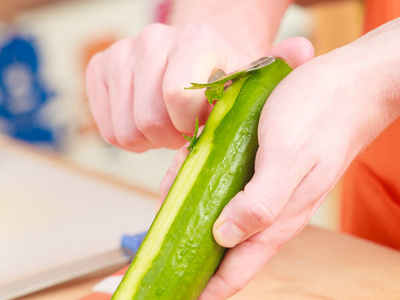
xmin=2 ymin=136 xmax=399 ymax=300
xmin=18 ymin=225 xmax=400 ymax=300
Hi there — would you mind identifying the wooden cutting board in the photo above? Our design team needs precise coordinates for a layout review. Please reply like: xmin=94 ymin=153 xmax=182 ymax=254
xmin=231 ymin=226 xmax=400 ymax=300
xmin=20 ymin=226 xmax=400 ymax=300
xmin=4 ymin=136 xmax=400 ymax=300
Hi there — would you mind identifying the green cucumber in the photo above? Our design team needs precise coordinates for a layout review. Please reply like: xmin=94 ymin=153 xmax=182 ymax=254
xmin=112 ymin=58 xmax=292 ymax=299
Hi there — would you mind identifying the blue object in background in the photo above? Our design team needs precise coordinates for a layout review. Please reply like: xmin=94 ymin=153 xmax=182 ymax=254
xmin=0 ymin=34 xmax=58 ymax=147
xmin=121 ymin=231 xmax=147 ymax=257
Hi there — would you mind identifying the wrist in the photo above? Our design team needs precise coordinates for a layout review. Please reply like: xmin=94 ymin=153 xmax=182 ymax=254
xmin=168 ymin=0 xmax=293 ymax=59
xmin=351 ymin=18 xmax=400 ymax=122
xmin=315 ymin=18 xmax=400 ymax=153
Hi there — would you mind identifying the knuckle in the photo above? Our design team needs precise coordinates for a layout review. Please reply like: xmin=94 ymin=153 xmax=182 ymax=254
xmin=214 ymin=271 xmax=242 ymax=297
xmin=104 ymin=38 xmax=136 ymax=75
xmin=244 ymin=194 xmax=275 ymax=227
xmin=163 ymin=85 xmax=191 ymax=108
xmin=137 ymin=23 xmax=168 ymax=55
xmin=141 ymin=23 xmax=168 ymax=36
xmin=135 ymin=114 xmax=166 ymax=135
xmin=163 ymin=85 xmax=181 ymax=103
xmin=256 ymin=230 xmax=286 ymax=250
xmin=108 ymin=38 xmax=135 ymax=57
xmin=114 ymin=129 xmax=142 ymax=149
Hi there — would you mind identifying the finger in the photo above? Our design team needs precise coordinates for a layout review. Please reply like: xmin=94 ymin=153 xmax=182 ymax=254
xmin=163 ymin=23 xmax=250 ymax=133
xmin=105 ymin=38 xmax=156 ymax=152
xmin=213 ymin=143 xmax=315 ymax=248
xmin=268 ymin=36 xmax=314 ymax=69
xmin=204 ymin=153 xmax=342 ymax=298
xmin=213 ymin=121 xmax=341 ymax=248
xmin=202 ymin=189 xmax=323 ymax=300
xmin=212 ymin=37 xmax=316 ymax=248
xmin=201 ymin=216 xmax=309 ymax=300
xmin=109 ymin=68 xmax=156 ymax=152
xmin=133 ymin=24 xmax=186 ymax=149
xmin=86 ymin=53 xmax=115 ymax=144
xmin=199 ymin=234 xmax=283 ymax=300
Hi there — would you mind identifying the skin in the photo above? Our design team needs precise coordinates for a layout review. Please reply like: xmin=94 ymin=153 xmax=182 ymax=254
xmin=86 ymin=0 xmax=400 ymax=298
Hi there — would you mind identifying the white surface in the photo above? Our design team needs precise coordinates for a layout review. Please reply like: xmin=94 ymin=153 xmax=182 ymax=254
xmin=67 ymin=140 xmax=176 ymax=192
xmin=275 ymin=4 xmax=314 ymax=44
xmin=0 ymin=145 xmax=156 ymax=288
xmin=93 ymin=275 xmax=123 ymax=294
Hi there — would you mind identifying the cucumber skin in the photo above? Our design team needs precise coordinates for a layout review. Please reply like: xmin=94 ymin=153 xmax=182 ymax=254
xmin=112 ymin=59 xmax=292 ymax=300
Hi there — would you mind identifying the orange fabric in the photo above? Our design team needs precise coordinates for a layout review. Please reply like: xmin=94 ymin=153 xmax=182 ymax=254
xmin=341 ymin=0 xmax=400 ymax=249
xmin=363 ymin=0 xmax=400 ymax=33
xmin=81 ymin=292 xmax=111 ymax=300
xmin=342 ymin=121 xmax=400 ymax=249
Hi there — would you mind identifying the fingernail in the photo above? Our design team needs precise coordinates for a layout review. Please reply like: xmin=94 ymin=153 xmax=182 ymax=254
xmin=214 ymin=221 xmax=245 ymax=248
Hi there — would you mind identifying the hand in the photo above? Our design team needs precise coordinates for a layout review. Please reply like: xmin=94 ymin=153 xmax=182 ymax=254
xmin=204 ymin=24 xmax=400 ymax=299
xmin=160 ymin=19 xmax=400 ymax=299
xmin=86 ymin=23 xmax=257 ymax=152
xmin=86 ymin=0 xmax=295 ymax=153
xmin=158 ymin=36 xmax=315 ymax=298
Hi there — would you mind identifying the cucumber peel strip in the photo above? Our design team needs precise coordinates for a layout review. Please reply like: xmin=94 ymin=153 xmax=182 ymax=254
xmin=182 ymin=117 xmax=199 ymax=151
xmin=186 ymin=56 xmax=276 ymax=104
xmin=186 ymin=70 xmax=249 ymax=104
xmin=183 ymin=65 xmax=259 ymax=151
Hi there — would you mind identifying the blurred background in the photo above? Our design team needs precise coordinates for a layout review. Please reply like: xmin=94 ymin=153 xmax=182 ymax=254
xmin=0 ymin=0 xmax=363 ymax=231
xmin=0 ymin=1 xmax=367 ymax=298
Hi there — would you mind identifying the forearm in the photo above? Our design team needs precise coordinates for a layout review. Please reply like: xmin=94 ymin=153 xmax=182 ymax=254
xmin=353 ymin=18 xmax=400 ymax=122
xmin=169 ymin=0 xmax=293 ymax=59
xmin=319 ymin=17 xmax=400 ymax=151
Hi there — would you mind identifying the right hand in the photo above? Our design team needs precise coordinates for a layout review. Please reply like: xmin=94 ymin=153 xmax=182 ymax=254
xmin=86 ymin=23 xmax=254 ymax=152
xmin=157 ymin=36 xmax=314 ymax=208
xmin=158 ymin=19 xmax=400 ymax=299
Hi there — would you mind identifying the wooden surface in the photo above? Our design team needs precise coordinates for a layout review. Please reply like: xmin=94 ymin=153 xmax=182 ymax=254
xmin=232 ymin=226 xmax=400 ymax=300
xmin=18 ymin=226 xmax=400 ymax=300
xmin=2 ymin=136 xmax=400 ymax=300
xmin=16 ymin=267 xmax=120 ymax=300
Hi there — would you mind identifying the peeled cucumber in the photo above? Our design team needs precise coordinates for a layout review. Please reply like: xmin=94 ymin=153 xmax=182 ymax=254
xmin=112 ymin=58 xmax=292 ymax=300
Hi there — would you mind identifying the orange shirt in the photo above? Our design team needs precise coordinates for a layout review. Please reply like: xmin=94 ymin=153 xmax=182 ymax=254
xmin=363 ymin=0 xmax=400 ymax=33
xmin=341 ymin=0 xmax=400 ymax=249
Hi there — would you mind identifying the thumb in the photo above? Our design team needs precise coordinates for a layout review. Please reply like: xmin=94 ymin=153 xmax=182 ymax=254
xmin=163 ymin=23 xmax=251 ymax=133
xmin=212 ymin=154 xmax=304 ymax=248
xmin=269 ymin=36 xmax=314 ymax=68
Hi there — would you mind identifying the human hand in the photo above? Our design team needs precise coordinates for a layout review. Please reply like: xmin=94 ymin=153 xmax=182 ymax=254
xmin=204 ymin=27 xmax=400 ymax=299
xmin=86 ymin=23 xmax=260 ymax=152
xmin=160 ymin=20 xmax=400 ymax=298
xmin=157 ymin=36 xmax=314 ymax=297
